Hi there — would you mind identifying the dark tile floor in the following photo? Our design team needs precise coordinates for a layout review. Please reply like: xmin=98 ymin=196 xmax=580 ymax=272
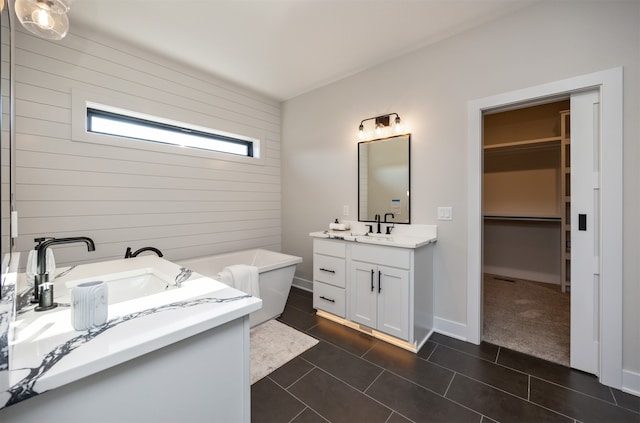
xmin=252 ymin=287 xmax=640 ymax=423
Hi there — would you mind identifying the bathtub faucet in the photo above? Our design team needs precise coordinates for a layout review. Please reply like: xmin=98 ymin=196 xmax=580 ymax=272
xmin=33 ymin=236 xmax=96 ymax=307
xmin=125 ymin=246 xmax=164 ymax=259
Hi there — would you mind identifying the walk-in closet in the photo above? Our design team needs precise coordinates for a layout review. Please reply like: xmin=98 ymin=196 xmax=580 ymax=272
xmin=482 ymin=100 xmax=571 ymax=365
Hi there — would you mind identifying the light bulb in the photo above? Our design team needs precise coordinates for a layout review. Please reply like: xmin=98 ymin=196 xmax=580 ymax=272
xmin=375 ymin=123 xmax=384 ymax=137
xmin=358 ymin=124 xmax=365 ymax=139
xmin=394 ymin=116 xmax=403 ymax=133
xmin=32 ymin=6 xmax=54 ymax=29
xmin=15 ymin=0 xmax=71 ymax=40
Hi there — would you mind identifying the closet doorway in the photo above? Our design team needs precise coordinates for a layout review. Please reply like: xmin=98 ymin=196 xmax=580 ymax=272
xmin=481 ymin=100 xmax=571 ymax=366
xmin=467 ymin=68 xmax=623 ymax=387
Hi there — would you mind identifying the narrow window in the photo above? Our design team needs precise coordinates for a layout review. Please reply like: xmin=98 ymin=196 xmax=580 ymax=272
xmin=86 ymin=108 xmax=255 ymax=157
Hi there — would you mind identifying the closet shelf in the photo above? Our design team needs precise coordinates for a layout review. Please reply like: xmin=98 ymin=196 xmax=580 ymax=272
xmin=483 ymin=215 xmax=561 ymax=222
xmin=483 ymin=136 xmax=562 ymax=152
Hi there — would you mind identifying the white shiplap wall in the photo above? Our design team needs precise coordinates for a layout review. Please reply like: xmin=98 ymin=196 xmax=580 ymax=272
xmin=13 ymin=26 xmax=282 ymax=267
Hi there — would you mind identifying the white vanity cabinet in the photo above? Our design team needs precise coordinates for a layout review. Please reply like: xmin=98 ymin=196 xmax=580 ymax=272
xmin=310 ymin=232 xmax=435 ymax=352
xmin=350 ymin=245 xmax=410 ymax=340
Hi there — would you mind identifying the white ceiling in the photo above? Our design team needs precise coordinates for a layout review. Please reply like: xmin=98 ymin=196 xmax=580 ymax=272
xmin=68 ymin=0 xmax=538 ymax=101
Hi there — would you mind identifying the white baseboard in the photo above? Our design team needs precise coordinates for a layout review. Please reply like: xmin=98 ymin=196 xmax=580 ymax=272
xmin=292 ymin=276 xmax=312 ymax=292
xmin=433 ymin=316 xmax=468 ymax=342
xmin=622 ymin=369 xmax=640 ymax=397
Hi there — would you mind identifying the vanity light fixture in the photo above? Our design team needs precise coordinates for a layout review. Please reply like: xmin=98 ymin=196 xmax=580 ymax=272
xmin=14 ymin=0 xmax=73 ymax=40
xmin=358 ymin=113 xmax=403 ymax=140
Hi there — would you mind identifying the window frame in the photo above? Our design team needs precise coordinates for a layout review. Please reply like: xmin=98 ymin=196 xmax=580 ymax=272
xmin=72 ymin=88 xmax=264 ymax=165
xmin=86 ymin=108 xmax=255 ymax=157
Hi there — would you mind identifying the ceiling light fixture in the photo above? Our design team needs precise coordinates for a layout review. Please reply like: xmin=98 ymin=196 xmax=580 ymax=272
xmin=358 ymin=113 xmax=403 ymax=140
xmin=15 ymin=0 xmax=73 ymax=40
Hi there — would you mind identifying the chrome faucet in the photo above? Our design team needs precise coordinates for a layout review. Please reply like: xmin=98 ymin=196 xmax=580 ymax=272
xmin=33 ymin=236 xmax=96 ymax=309
xmin=125 ymin=246 xmax=163 ymax=258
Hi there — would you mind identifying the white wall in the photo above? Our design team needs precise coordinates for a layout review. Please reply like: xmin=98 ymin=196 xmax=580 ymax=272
xmin=12 ymin=23 xmax=282 ymax=266
xmin=282 ymin=0 xmax=640 ymax=378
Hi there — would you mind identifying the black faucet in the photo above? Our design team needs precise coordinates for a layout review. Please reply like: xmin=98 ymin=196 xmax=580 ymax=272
xmin=125 ymin=246 xmax=163 ymax=258
xmin=374 ymin=214 xmax=381 ymax=234
xmin=384 ymin=213 xmax=395 ymax=234
xmin=33 ymin=236 xmax=96 ymax=308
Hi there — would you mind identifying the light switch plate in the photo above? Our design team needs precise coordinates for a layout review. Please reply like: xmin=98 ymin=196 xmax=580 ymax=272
xmin=438 ymin=206 xmax=452 ymax=220
xmin=343 ymin=205 xmax=349 ymax=216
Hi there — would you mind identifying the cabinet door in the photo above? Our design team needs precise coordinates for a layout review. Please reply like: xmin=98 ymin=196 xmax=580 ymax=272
xmin=349 ymin=262 xmax=377 ymax=328
xmin=377 ymin=266 xmax=410 ymax=340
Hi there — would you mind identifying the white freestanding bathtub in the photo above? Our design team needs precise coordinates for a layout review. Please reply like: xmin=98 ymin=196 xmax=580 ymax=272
xmin=178 ymin=249 xmax=302 ymax=327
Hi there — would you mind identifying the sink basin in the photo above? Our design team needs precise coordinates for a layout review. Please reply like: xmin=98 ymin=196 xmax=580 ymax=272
xmin=63 ymin=267 xmax=177 ymax=305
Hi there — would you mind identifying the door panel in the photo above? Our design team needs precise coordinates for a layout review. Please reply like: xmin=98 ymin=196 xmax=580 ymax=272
xmin=350 ymin=262 xmax=377 ymax=328
xmin=570 ymin=89 xmax=601 ymax=375
xmin=377 ymin=266 xmax=410 ymax=340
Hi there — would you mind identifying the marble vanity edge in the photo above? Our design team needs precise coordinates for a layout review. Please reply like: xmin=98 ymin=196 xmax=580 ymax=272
xmin=1 ymin=282 xmax=261 ymax=410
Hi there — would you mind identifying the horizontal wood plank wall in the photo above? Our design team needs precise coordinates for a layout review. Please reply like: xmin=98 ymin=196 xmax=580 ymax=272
xmin=13 ymin=26 xmax=282 ymax=267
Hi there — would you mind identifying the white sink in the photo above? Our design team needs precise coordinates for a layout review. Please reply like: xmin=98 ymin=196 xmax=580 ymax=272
xmin=63 ymin=268 xmax=177 ymax=305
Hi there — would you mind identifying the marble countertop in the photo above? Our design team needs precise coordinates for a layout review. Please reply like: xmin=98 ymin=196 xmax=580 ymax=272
xmin=309 ymin=222 xmax=437 ymax=249
xmin=0 ymin=255 xmax=261 ymax=409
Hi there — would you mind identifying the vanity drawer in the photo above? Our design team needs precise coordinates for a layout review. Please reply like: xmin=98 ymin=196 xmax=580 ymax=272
xmin=314 ymin=254 xmax=346 ymax=288
xmin=314 ymin=239 xmax=346 ymax=258
xmin=313 ymin=281 xmax=345 ymax=318
xmin=351 ymin=244 xmax=411 ymax=269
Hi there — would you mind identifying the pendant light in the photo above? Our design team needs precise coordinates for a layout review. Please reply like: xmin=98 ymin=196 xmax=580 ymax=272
xmin=15 ymin=0 xmax=72 ymax=40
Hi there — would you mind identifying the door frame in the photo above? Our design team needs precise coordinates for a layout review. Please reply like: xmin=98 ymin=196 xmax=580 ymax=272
xmin=466 ymin=67 xmax=623 ymax=388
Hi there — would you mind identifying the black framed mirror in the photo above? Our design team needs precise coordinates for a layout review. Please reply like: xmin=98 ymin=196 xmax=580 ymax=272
xmin=358 ymin=134 xmax=410 ymax=224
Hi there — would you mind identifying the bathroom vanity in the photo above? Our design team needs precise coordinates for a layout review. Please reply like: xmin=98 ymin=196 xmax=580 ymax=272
xmin=309 ymin=224 xmax=436 ymax=352
xmin=0 ymin=255 xmax=261 ymax=422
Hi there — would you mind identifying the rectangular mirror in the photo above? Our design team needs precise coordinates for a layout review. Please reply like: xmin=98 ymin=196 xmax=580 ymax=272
xmin=358 ymin=134 xmax=410 ymax=224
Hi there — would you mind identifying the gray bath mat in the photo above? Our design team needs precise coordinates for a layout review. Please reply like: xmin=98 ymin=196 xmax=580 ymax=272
xmin=250 ymin=319 xmax=318 ymax=384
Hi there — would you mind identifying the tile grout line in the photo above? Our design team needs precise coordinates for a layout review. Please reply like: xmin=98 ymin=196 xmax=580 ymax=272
xmin=363 ymin=367 xmax=386 ymax=393
xmin=489 ymin=355 xmax=620 ymax=406
xmin=527 ymin=374 xmax=627 ymax=407
xmin=306 ymin=365 xmax=401 ymax=421
xmin=287 ymin=407 xmax=310 ymax=423
xmin=451 ymin=373 xmax=576 ymax=422
xmin=424 ymin=341 xmax=438 ymax=361
xmin=269 ymin=362 xmax=318 ymax=391
xmin=429 ymin=342 xmax=530 ymax=380
xmin=442 ymin=371 xmax=456 ymax=397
